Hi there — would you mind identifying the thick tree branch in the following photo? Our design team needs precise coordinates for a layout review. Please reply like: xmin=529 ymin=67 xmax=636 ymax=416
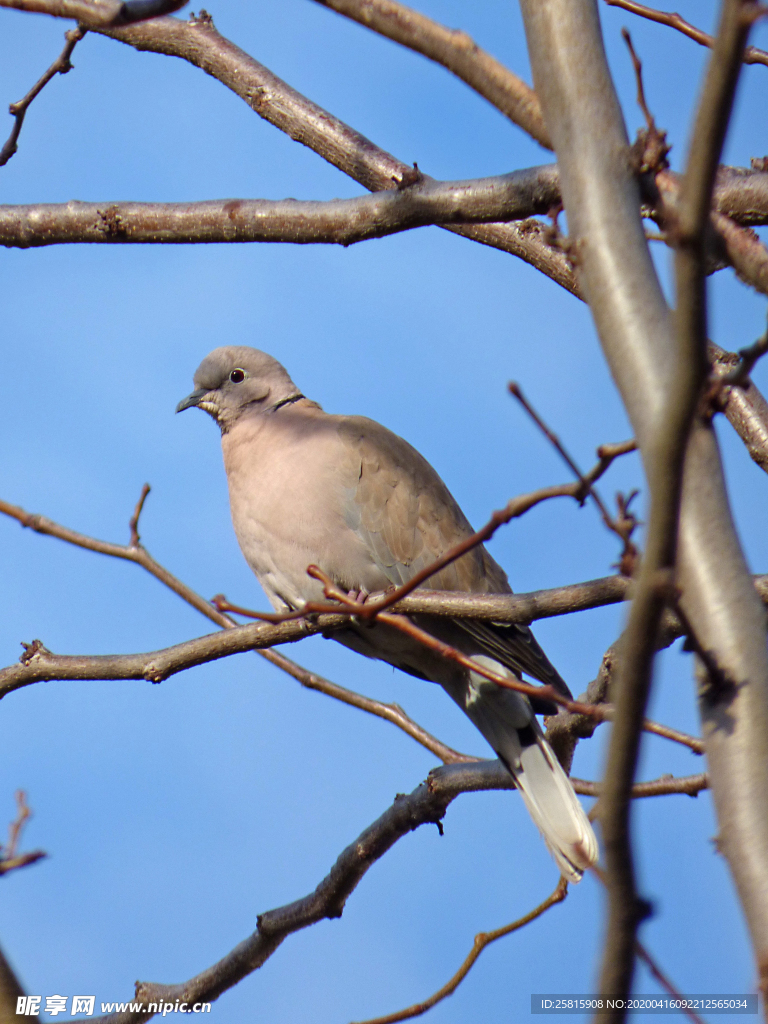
xmin=519 ymin=0 xmax=768 ymax=1017
xmin=6 ymin=163 xmax=768 ymax=248
xmin=595 ymin=0 xmax=753 ymax=1004
xmin=714 ymin=166 xmax=768 ymax=225
xmin=310 ymin=0 xmax=550 ymax=148
xmin=0 ymin=167 xmax=561 ymax=248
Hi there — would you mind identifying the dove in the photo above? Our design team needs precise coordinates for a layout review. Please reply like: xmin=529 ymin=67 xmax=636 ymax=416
xmin=177 ymin=346 xmax=598 ymax=881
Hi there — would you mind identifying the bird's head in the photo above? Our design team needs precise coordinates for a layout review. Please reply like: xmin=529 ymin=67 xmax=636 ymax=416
xmin=176 ymin=346 xmax=304 ymax=431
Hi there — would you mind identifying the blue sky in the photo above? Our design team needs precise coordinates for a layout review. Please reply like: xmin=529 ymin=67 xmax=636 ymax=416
xmin=2 ymin=2 xmax=768 ymax=1021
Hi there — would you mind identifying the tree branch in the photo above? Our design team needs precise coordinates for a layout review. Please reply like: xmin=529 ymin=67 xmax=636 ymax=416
xmin=605 ymin=0 xmax=768 ymax=69
xmin=709 ymin=341 xmax=768 ymax=474
xmin=310 ymin=0 xmax=550 ymax=148
xmin=671 ymin=3 xmax=768 ymax=1005
xmin=600 ymin=0 xmax=754 ymax=1006
xmin=573 ymin=772 xmax=708 ymax=799
xmin=713 ymin=166 xmax=768 ymax=224
xmin=0 ymin=791 xmax=46 ymax=877
xmin=0 ymin=25 xmax=84 ymax=168
xmin=0 ymin=167 xmax=561 ymax=248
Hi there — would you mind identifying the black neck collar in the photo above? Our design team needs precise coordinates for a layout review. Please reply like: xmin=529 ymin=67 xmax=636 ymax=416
xmin=270 ymin=392 xmax=305 ymax=413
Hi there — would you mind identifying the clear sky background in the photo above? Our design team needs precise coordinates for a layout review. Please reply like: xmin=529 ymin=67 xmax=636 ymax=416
xmin=2 ymin=2 xmax=768 ymax=1021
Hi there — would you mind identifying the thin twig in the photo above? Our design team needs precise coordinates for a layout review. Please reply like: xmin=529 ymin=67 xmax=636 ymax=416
xmin=605 ymin=0 xmax=768 ymax=69
xmin=128 ymin=482 xmax=151 ymax=547
xmin=351 ymin=878 xmax=568 ymax=1024
xmin=634 ymin=942 xmax=707 ymax=1024
xmin=308 ymin=565 xmax=706 ymax=754
xmin=508 ymin=382 xmax=640 ymax=573
xmin=622 ymin=28 xmax=671 ymax=175
xmin=572 ymin=773 xmax=708 ymax=799
xmin=257 ymin=649 xmax=477 ymax=766
xmin=722 ymin=322 xmax=768 ymax=386
xmin=0 ymin=26 xmax=84 ymax=168
xmin=0 ymin=791 xmax=46 ymax=876
xmin=622 ymin=28 xmax=653 ymax=134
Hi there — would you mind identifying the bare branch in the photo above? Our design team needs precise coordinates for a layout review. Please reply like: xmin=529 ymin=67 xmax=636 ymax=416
xmin=0 ymin=25 xmax=84 ymax=168
xmin=711 ymin=209 xmax=768 ymax=296
xmin=508 ymin=382 xmax=640 ymax=572
xmin=310 ymin=0 xmax=550 ymax=148
xmin=573 ymin=773 xmax=708 ymax=798
xmin=0 ymin=167 xmax=562 ymax=248
xmin=605 ymin=0 xmax=768 ymax=69
xmin=710 ymin=341 xmax=768 ymax=473
xmin=713 ymin=166 xmax=768 ymax=225
xmin=0 ymin=791 xmax=46 ymax=877
xmin=633 ymin=941 xmax=707 ymax=1024
xmin=0 ymin=0 xmax=188 ymax=28
xmin=351 ymin=878 xmax=569 ymax=1024
xmin=670 ymin=7 xmax=768 ymax=1005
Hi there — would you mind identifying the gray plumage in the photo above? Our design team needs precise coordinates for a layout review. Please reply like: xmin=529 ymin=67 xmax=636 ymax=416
xmin=177 ymin=346 xmax=598 ymax=881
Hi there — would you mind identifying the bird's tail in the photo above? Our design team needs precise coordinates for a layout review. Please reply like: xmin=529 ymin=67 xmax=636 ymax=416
xmin=506 ymin=722 xmax=598 ymax=882
xmin=445 ymin=656 xmax=598 ymax=883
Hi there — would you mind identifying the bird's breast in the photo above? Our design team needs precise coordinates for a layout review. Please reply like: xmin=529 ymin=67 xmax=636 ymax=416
xmin=221 ymin=412 xmax=385 ymax=609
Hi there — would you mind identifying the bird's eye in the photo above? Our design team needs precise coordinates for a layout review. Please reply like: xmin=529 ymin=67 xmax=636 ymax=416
xmin=229 ymin=368 xmax=246 ymax=383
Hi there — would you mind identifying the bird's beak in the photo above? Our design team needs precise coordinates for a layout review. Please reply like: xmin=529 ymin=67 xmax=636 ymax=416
xmin=175 ymin=388 xmax=209 ymax=413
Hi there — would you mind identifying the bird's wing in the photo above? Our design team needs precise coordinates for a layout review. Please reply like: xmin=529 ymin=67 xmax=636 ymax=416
xmin=335 ymin=415 xmax=571 ymax=700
